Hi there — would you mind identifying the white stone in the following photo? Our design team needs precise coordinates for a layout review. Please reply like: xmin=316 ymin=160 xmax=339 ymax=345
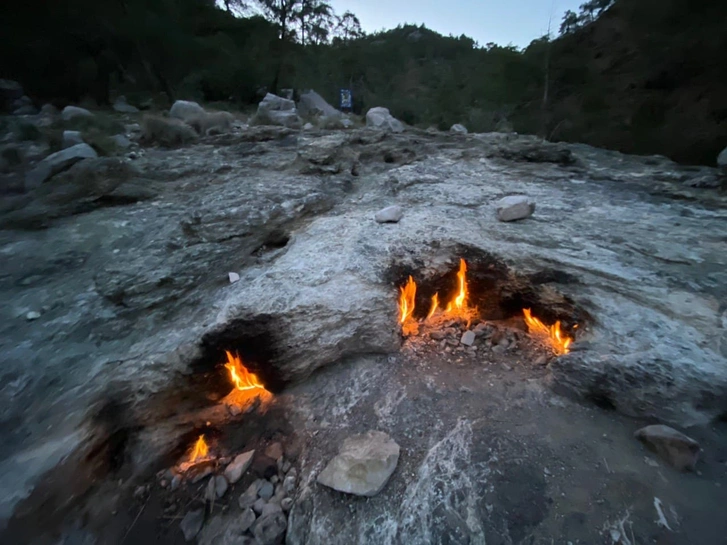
xmin=374 ymin=205 xmax=404 ymax=224
xmin=366 ymin=107 xmax=404 ymax=133
xmin=228 ymin=272 xmax=240 ymax=284
xmin=224 ymin=450 xmax=254 ymax=484
xmin=25 ymin=143 xmax=98 ymax=189
xmin=259 ymin=93 xmax=295 ymax=112
xmin=25 ymin=311 xmax=41 ymax=321
xmin=169 ymin=100 xmax=205 ymax=123
xmin=450 ymin=124 xmax=468 ymax=134
xmin=303 ymin=122 xmax=314 ymax=131
xmin=255 ymin=94 xmax=301 ymax=128
xmin=62 ymin=130 xmax=84 ymax=149
xmin=61 ymin=106 xmax=94 ymax=122
xmin=298 ymin=90 xmax=341 ymax=119
xmin=495 ymin=195 xmax=535 ymax=222
xmin=317 ymin=430 xmax=400 ymax=496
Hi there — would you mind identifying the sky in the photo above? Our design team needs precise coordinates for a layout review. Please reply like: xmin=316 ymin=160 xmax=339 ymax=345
xmin=331 ymin=0 xmax=584 ymax=49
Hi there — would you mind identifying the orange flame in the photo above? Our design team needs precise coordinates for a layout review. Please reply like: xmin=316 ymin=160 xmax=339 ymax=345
xmin=523 ymin=308 xmax=572 ymax=355
xmin=399 ymin=276 xmax=416 ymax=324
xmin=427 ymin=293 xmax=439 ymax=319
xmin=189 ymin=434 xmax=209 ymax=463
xmin=225 ymin=351 xmax=266 ymax=392
xmin=452 ymin=258 xmax=468 ymax=312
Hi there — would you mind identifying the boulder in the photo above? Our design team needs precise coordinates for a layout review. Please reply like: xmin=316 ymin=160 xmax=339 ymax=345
xmin=13 ymin=104 xmax=37 ymax=116
xmin=317 ymin=430 xmax=400 ymax=496
xmin=111 ymin=134 xmax=132 ymax=149
xmin=113 ymin=96 xmax=139 ymax=114
xmin=374 ymin=205 xmax=404 ymax=224
xmin=298 ymin=90 xmax=341 ymax=119
xmin=635 ymin=424 xmax=701 ymax=471
xmin=495 ymin=195 xmax=535 ymax=222
xmin=450 ymin=124 xmax=468 ymax=134
xmin=61 ymin=106 xmax=94 ymax=122
xmin=365 ymin=107 xmax=404 ymax=133
xmin=62 ymin=130 xmax=84 ymax=149
xmin=141 ymin=115 xmax=197 ymax=147
xmin=169 ymin=100 xmax=205 ymax=123
xmin=718 ymin=146 xmax=727 ymax=171
xmin=255 ymin=93 xmax=301 ymax=129
xmin=24 ymin=143 xmax=97 ymax=189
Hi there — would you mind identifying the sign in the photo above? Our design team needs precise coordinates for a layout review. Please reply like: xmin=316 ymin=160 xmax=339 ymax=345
xmin=339 ymin=89 xmax=352 ymax=110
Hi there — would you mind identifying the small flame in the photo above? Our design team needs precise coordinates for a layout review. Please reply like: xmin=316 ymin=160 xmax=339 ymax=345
xmin=190 ymin=434 xmax=209 ymax=461
xmin=523 ymin=308 xmax=573 ymax=355
xmin=452 ymin=259 xmax=468 ymax=312
xmin=225 ymin=351 xmax=265 ymax=392
xmin=427 ymin=293 xmax=439 ymax=319
xmin=399 ymin=276 xmax=416 ymax=324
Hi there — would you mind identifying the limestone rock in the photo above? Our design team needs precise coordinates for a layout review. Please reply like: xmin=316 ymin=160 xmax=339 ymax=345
xmin=252 ymin=512 xmax=287 ymax=545
xmin=61 ymin=106 xmax=94 ymax=121
xmin=317 ymin=430 xmax=400 ymax=496
xmin=255 ymin=94 xmax=301 ymax=129
xmin=283 ymin=473 xmax=295 ymax=494
xmin=298 ymin=90 xmax=341 ymax=119
xmin=366 ymin=107 xmax=404 ymax=133
xmin=280 ymin=497 xmax=293 ymax=512
xmin=224 ymin=450 xmax=254 ymax=484
xmin=261 ymin=502 xmax=282 ymax=517
xmin=113 ymin=96 xmax=139 ymax=114
xmin=239 ymin=481 xmax=260 ymax=510
xmin=259 ymin=92 xmax=295 ymax=112
xmin=303 ymin=122 xmax=314 ymax=131
xmin=62 ymin=131 xmax=84 ymax=149
xmin=374 ymin=205 xmax=404 ymax=224
xmin=205 ymin=475 xmax=229 ymax=500
xmin=635 ymin=424 xmax=701 ymax=471
xmin=495 ymin=195 xmax=535 ymax=222
xmin=180 ymin=509 xmax=205 ymax=541
xmin=25 ymin=143 xmax=97 ymax=189
xmin=239 ymin=508 xmax=256 ymax=533
xmin=258 ymin=480 xmax=274 ymax=500
xmin=170 ymin=100 xmax=205 ymax=123
xmin=450 ymin=124 xmax=468 ymax=134
xmin=25 ymin=311 xmax=41 ymax=321
xmin=228 ymin=272 xmax=241 ymax=284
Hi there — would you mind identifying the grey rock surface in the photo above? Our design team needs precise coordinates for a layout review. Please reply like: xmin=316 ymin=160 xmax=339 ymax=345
xmin=374 ymin=205 xmax=404 ymax=223
xmin=298 ymin=90 xmax=340 ymax=119
xmin=317 ymin=430 xmax=400 ymax=496
xmin=635 ymin=424 xmax=701 ymax=471
xmin=113 ymin=96 xmax=139 ymax=114
xmin=496 ymin=195 xmax=536 ymax=222
xmin=1 ymin=127 xmax=727 ymax=531
xmin=251 ymin=512 xmax=287 ymax=545
xmin=180 ymin=509 xmax=205 ymax=541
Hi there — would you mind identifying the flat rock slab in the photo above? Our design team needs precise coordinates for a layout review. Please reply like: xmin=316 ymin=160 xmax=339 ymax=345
xmin=317 ymin=430 xmax=400 ymax=496
xmin=224 ymin=450 xmax=254 ymax=484
xmin=24 ymin=143 xmax=97 ymax=189
xmin=61 ymin=106 xmax=94 ymax=121
xmin=635 ymin=424 xmax=701 ymax=471
xmin=180 ymin=508 xmax=205 ymax=541
xmin=374 ymin=205 xmax=404 ymax=223
xmin=496 ymin=195 xmax=535 ymax=222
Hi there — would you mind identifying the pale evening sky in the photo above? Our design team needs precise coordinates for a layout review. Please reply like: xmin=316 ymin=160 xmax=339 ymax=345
xmin=331 ymin=0 xmax=583 ymax=48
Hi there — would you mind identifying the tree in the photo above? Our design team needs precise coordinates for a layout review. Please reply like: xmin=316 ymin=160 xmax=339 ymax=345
xmin=295 ymin=0 xmax=334 ymax=45
xmin=255 ymin=0 xmax=300 ymax=41
xmin=332 ymin=10 xmax=363 ymax=43
xmin=559 ymin=10 xmax=579 ymax=35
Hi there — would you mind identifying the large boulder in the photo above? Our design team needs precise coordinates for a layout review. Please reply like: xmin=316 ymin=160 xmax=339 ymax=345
xmin=169 ymin=100 xmax=205 ymax=123
xmin=298 ymin=90 xmax=341 ymax=120
xmin=113 ymin=96 xmax=139 ymax=114
xmin=24 ymin=143 xmax=97 ymax=189
xmin=317 ymin=431 xmax=400 ymax=496
xmin=365 ymin=107 xmax=404 ymax=133
xmin=255 ymin=93 xmax=301 ymax=129
xmin=717 ymin=146 xmax=727 ymax=172
xmin=61 ymin=106 xmax=94 ymax=122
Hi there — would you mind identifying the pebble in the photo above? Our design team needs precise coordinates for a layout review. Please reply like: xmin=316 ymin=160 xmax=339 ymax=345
xmin=271 ymin=475 xmax=279 ymax=484
xmin=224 ymin=450 xmax=255 ymax=484
xmin=265 ymin=442 xmax=284 ymax=461
xmin=239 ymin=482 xmax=260 ymax=510
xmin=253 ymin=498 xmax=267 ymax=515
xmin=239 ymin=507 xmax=257 ymax=533
xmin=534 ymin=354 xmax=548 ymax=366
xmin=460 ymin=330 xmax=475 ymax=346
xmin=374 ymin=205 xmax=404 ymax=223
xmin=283 ymin=474 xmax=296 ymax=494
xmin=281 ymin=460 xmax=291 ymax=474
xmin=261 ymin=503 xmax=283 ymax=517
xmin=281 ymin=497 xmax=294 ymax=511
xmin=25 ymin=311 xmax=41 ymax=321
xmin=228 ymin=272 xmax=240 ymax=284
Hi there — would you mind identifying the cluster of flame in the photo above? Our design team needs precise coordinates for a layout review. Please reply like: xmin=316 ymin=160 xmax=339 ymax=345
xmin=399 ymin=258 xmax=573 ymax=355
xmin=399 ymin=259 xmax=471 ymax=326
xmin=224 ymin=350 xmax=266 ymax=392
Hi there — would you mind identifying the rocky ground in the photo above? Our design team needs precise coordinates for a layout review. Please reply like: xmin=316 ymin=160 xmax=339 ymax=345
xmin=0 ymin=115 xmax=726 ymax=544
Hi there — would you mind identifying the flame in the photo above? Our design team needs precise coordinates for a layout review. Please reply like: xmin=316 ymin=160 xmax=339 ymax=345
xmin=523 ymin=308 xmax=573 ymax=355
xmin=225 ymin=351 xmax=265 ymax=392
xmin=189 ymin=434 xmax=209 ymax=462
xmin=399 ymin=276 xmax=416 ymax=324
xmin=452 ymin=259 xmax=468 ymax=312
xmin=427 ymin=293 xmax=439 ymax=319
